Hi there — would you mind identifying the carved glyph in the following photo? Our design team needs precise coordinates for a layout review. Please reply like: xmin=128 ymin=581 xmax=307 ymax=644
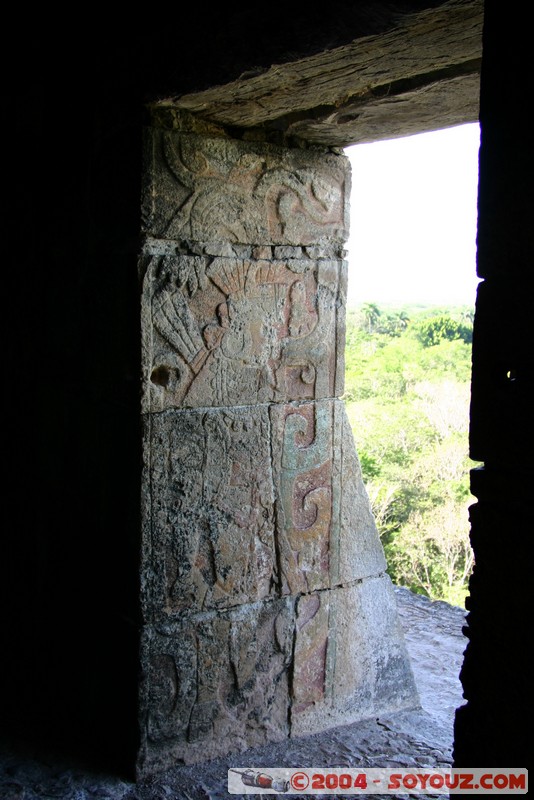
xmin=270 ymin=400 xmax=387 ymax=595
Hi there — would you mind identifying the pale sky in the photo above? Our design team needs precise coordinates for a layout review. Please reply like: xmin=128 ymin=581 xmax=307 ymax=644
xmin=344 ymin=122 xmax=481 ymax=308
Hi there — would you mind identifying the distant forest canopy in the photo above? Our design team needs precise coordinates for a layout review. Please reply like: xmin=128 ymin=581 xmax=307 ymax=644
xmin=344 ymin=302 xmax=477 ymax=607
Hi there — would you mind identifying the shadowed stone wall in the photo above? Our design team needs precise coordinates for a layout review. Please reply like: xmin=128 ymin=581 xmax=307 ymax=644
xmin=453 ymin=2 xmax=531 ymax=768
xmin=137 ymin=119 xmax=418 ymax=776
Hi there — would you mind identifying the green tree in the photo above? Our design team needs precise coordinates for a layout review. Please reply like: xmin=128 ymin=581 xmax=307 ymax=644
xmin=385 ymin=500 xmax=474 ymax=605
xmin=345 ymin=302 xmax=476 ymax=606
xmin=361 ymin=301 xmax=381 ymax=333
xmin=376 ymin=310 xmax=410 ymax=337
xmin=413 ymin=314 xmax=472 ymax=347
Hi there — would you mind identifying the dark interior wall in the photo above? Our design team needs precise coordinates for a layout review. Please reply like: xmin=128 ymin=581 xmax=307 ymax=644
xmin=453 ymin=1 xmax=531 ymax=768
xmin=4 ymin=41 xmax=144 ymax=775
xmin=2 ymin=0 xmax=530 ymax=778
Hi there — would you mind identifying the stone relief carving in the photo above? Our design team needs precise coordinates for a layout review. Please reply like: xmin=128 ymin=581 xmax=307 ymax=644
xmin=142 ymin=407 xmax=276 ymax=619
xmin=290 ymin=578 xmax=419 ymax=738
xmin=269 ymin=399 xmax=387 ymax=596
xmin=142 ymin=131 xmax=350 ymax=246
xmin=139 ymin=599 xmax=294 ymax=770
xmin=292 ymin=593 xmax=329 ymax=714
xmin=139 ymin=579 xmax=418 ymax=767
xmin=141 ymin=254 xmax=343 ymax=411
xmin=270 ymin=401 xmax=333 ymax=595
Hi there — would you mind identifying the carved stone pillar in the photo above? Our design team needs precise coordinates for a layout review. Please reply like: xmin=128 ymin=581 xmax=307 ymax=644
xmin=137 ymin=118 xmax=418 ymax=777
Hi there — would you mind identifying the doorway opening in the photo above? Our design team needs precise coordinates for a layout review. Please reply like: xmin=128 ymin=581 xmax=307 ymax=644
xmin=343 ymin=122 xmax=481 ymax=608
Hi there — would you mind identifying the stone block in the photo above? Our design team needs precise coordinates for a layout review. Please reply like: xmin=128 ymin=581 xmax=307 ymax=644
xmin=140 ymin=254 xmax=346 ymax=411
xmin=137 ymin=597 xmax=294 ymax=775
xmin=142 ymin=129 xmax=350 ymax=246
xmin=141 ymin=407 xmax=276 ymax=621
xmin=270 ymin=400 xmax=386 ymax=595
xmin=290 ymin=576 xmax=419 ymax=737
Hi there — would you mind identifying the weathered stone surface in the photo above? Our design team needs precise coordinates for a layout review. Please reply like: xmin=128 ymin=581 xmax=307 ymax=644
xmin=292 ymin=593 xmax=330 ymax=714
xmin=271 ymin=400 xmax=333 ymax=595
xmin=270 ymin=399 xmax=386 ymax=594
xmin=334 ymin=401 xmax=387 ymax=583
xmin=1 ymin=585 xmax=466 ymax=798
xmin=138 ymin=577 xmax=419 ymax=775
xmin=138 ymin=597 xmax=294 ymax=775
xmin=141 ymin=130 xmax=350 ymax=245
xmin=141 ymin=254 xmax=346 ymax=412
xmin=152 ymin=0 xmax=482 ymax=147
xmin=141 ymin=407 xmax=276 ymax=621
xmin=285 ymin=72 xmax=482 ymax=147
xmin=290 ymin=576 xmax=419 ymax=737
xmin=141 ymin=398 xmax=383 ymax=621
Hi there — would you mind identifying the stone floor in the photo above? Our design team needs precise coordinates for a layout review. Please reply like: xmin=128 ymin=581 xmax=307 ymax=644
xmin=0 ymin=587 xmax=467 ymax=800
